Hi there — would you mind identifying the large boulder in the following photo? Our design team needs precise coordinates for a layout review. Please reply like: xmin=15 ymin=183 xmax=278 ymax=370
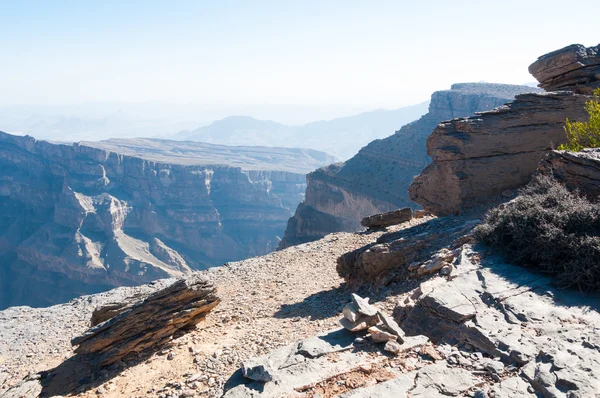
xmin=529 ymin=43 xmax=600 ymax=94
xmin=72 ymin=274 xmax=220 ymax=367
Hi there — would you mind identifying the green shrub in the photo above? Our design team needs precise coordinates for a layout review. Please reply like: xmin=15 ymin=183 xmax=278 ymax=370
xmin=558 ymin=88 xmax=600 ymax=151
xmin=475 ymin=175 xmax=600 ymax=291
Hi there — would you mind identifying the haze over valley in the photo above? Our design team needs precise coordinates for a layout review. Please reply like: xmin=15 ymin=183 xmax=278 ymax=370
xmin=1 ymin=2 xmax=599 ymax=397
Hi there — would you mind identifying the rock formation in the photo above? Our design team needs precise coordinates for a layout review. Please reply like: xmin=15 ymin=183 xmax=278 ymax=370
xmin=529 ymin=43 xmax=600 ymax=94
xmin=538 ymin=149 xmax=600 ymax=196
xmin=280 ymin=83 xmax=539 ymax=248
xmin=0 ymin=132 xmax=332 ymax=309
xmin=361 ymin=208 xmax=412 ymax=230
xmin=410 ymin=43 xmax=597 ymax=215
xmin=3 ymin=274 xmax=219 ymax=397
xmin=72 ymin=274 xmax=219 ymax=367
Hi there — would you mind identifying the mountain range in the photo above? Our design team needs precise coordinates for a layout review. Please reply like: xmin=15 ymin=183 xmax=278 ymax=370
xmin=172 ymin=102 xmax=429 ymax=160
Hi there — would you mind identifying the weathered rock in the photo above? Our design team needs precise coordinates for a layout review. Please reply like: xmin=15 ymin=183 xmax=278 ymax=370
xmin=0 ymin=131 xmax=327 ymax=309
xmin=377 ymin=311 xmax=405 ymax=342
xmin=409 ymin=91 xmax=591 ymax=215
xmin=538 ymin=149 xmax=600 ymax=197
xmin=400 ymin=244 xmax=600 ymax=397
xmin=279 ymin=83 xmax=539 ymax=248
xmin=339 ymin=315 xmax=379 ymax=332
xmin=337 ymin=216 xmax=475 ymax=283
xmin=360 ymin=208 xmax=412 ymax=229
xmin=72 ymin=274 xmax=219 ymax=366
xmin=225 ymin=328 xmax=365 ymax=397
xmin=529 ymin=43 xmax=600 ymax=94
xmin=367 ymin=326 xmax=396 ymax=343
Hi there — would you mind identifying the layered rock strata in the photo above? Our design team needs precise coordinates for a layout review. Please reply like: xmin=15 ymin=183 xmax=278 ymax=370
xmin=280 ymin=83 xmax=538 ymax=248
xmin=72 ymin=274 xmax=219 ymax=366
xmin=529 ymin=43 xmax=600 ymax=94
xmin=409 ymin=92 xmax=590 ymax=214
xmin=538 ymin=149 xmax=600 ymax=196
xmin=410 ymin=43 xmax=597 ymax=215
xmin=0 ymin=131 xmax=321 ymax=309
xmin=4 ymin=274 xmax=219 ymax=397
xmin=361 ymin=208 xmax=412 ymax=230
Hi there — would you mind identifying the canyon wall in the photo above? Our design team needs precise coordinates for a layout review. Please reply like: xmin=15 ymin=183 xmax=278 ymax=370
xmin=0 ymin=132 xmax=317 ymax=309
xmin=410 ymin=43 xmax=598 ymax=215
xmin=279 ymin=83 xmax=538 ymax=248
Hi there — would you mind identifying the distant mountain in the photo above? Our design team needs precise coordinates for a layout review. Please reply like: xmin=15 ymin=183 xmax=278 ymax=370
xmin=173 ymin=102 xmax=430 ymax=160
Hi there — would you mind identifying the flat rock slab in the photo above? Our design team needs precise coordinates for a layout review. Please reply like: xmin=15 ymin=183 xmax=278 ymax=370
xmin=401 ymin=243 xmax=600 ymax=397
xmin=361 ymin=208 xmax=413 ymax=229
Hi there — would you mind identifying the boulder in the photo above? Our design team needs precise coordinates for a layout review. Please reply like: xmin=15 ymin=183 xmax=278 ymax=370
xmin=72 ymin=274 xmax=220 ymax=366
xmin=337 ymin=216 xmax=475 ymax=283
xmin=361 ymin=208 xmax=412 ymax=229
xmin=529 ymin=43 xmax=600 ymax=94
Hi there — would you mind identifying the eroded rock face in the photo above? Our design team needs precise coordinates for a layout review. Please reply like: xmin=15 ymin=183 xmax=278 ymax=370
xmin=538 ymin=149 xmax=600 ymax=197
xmin=409 ymin=92 xmax=590 ymax=215
xmin=529 ymin=43 xmax=600 ymax=94
xmin=279 ymin=83 xmax=537 ymax=248
xmin=0 ymin=131 xmax=313 ymax=309
xmin=410 ymin=44 xmax=599 ymax=216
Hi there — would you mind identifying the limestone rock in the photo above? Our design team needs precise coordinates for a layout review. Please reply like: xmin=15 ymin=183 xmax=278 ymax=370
xmin=367 ymin=326 xmax=397 ymax=343
xmin=279 ymin=83 xmax=538 ymax=248
xmin=72 ymin=274 xmax=219 ymax=366
xmin=538 ymin=149 xmax=600 ymax=197
xmin=529 ymin=43 xmax=600 ymax=94
xmin=360 ymin=208 xmax=412 ymax=229
xmin=399 ymin=244 xmax=600 ymax=397
xmin=337 ymin=216 xmax=475 ymax=283
xmin=409 ymin=91 xmax=591 ymax=215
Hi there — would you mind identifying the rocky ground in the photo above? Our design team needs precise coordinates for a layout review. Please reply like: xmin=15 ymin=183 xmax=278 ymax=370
xmin=0 ymin=218 xmax=429 ymax=398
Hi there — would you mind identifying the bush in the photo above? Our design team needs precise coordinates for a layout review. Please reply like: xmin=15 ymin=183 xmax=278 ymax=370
xmin=558 ymin=88 xmax=600 ymax=151
xmin=475 ymin=175 xmax=600 ymax=291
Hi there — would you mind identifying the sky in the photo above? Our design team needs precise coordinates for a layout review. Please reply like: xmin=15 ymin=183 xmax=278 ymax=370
xmin=0 ymin=0 xmax=598 ymax=121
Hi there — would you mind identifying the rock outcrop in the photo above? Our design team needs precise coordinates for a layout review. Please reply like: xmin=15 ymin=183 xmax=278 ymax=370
xmin=409 ymin=92 xmax=590 ymax=215
xmin=410 ymin=44 xmax=597 ymax=215
xmin=361 ymin=208 xmax=412 ymax=230
xmin=280 ymin=83 xmax=539 ymax=248
xmin=338 ymin=216 xmax=475 ymax=284
xmin=529 ymin=43 xmax=600 ymax=94
xmin=72 ymin=274 xmax=219 ymax=367
xmin=0 ymin=132 xmax=331 ymax=309
xmin=538 ymin=148 xmax=600 ymax=196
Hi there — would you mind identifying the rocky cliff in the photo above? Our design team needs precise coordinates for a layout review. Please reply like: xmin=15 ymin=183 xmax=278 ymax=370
xmin=0 ymin=132 xmax=330 ymax=309
xmin=410 ymin=44 xmax=597 ymax=215
xmin=279 ymin=83 xmax=539 ymax=248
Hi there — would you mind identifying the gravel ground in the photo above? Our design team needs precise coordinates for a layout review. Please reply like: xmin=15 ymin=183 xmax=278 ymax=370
xmin=0 ymin=222 xmax=424 ymax=398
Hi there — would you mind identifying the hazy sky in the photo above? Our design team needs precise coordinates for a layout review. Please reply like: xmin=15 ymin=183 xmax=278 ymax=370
xmin=1 ymin=0 xmax=598 ymax=110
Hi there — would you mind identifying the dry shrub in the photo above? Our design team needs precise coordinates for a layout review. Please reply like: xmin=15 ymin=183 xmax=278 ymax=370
xmin=475 ymin=175 xmax=600 ymax=291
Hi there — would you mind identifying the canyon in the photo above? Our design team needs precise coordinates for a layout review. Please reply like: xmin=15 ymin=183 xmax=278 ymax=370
xmin=279 ymin=83 xmax=540 ymax=248
xmin=0 ymin=132 xmax=334 ymax=309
